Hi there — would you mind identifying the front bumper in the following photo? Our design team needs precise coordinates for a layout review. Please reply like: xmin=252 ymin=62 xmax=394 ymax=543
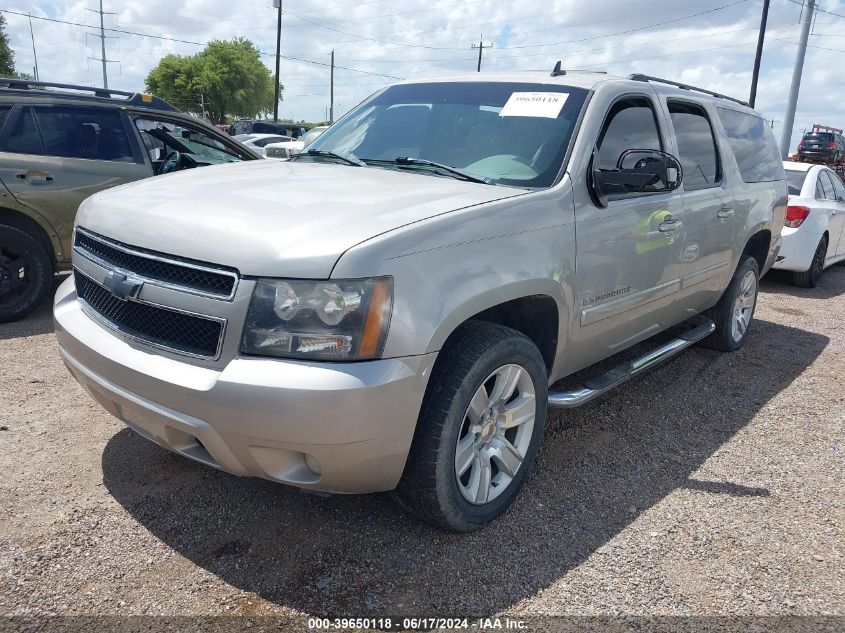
xmin=54 ymin=277 xmax=436 ymax=493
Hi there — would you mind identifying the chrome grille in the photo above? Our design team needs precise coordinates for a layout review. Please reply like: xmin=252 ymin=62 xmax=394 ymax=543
xmin=74 ymin=271 xmax=225 ymax=359
xmin=74 ymin=228 xmax=238 ymax=299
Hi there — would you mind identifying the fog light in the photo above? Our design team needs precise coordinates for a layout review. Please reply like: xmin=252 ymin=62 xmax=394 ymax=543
xmin=305 ymin=453 xmax=322 ymax=475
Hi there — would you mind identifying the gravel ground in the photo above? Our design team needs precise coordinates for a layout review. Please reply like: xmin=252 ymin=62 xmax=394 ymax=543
xmin=0 ymin=268 xmax=843 ymax=627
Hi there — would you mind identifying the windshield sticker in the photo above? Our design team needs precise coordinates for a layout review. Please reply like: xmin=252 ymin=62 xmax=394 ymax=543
xmin=499 ymin=92 xmax=569 ymax=118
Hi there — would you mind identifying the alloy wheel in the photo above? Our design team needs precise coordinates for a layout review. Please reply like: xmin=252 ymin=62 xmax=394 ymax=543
xmin=731 ymin=269 xmax=757 ymax=343
xmin=455 ymin=364 xmax=536 ymax=505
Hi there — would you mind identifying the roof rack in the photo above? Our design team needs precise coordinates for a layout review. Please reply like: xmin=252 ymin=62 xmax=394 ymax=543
xmin=0 ymin=78 xmax=178 ymax=112
xmin=627 ymin=74 xmax=748 ymax=106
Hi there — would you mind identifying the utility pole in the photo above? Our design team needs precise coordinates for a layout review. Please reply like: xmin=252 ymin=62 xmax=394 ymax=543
xmin=780 ymin=0 xmax=815 ymax=158
xmin=471 ymin=35 xmax=493 ymax=72
xmin=87 ymin=1 xmax=118 ymax=89
xmin=198 ymin=94 xmax=206 ymax=120
xmin=748 ymin=0 xmax=770 ymax=108
xmin=329 ymin=49 xmax=334 ymax=124
xmin=98 ymin=0 xmax=108 ymax=88
xmin=28 ymin=13 xmax=39 ymax=81
xmin=273 ymin=0 xmax=282 ymax=122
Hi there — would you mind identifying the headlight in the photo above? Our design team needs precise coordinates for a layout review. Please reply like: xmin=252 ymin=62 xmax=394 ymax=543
xmin=241 ymin=277 xmax=393 ymax=361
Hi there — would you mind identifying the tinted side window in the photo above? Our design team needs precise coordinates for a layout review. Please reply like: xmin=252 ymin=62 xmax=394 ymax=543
xmin=819 ymin=171 xmax=837 ymax=201
xmin=3 ymin=108 xmax=44 ymax=155
xmin=829 ymin=172 xmax=845 ymax=201
xmin=716 ymin=107 xmax=784 ymax=183
xmin=33 ymin=106 xmax=133 ymax=161
xmin=815 ymin=179 xmax=825 ymax=200
xmin=597 ymin=97 xmax=662 ymax=170
xmin=0 ymin=105 xmax=11 ymax=134
xmin=668 ymin=101 xmax=720 ymax=190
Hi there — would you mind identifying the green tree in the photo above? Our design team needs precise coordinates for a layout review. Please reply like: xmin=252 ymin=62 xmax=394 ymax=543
xmin=146 ymin=38 xmax=281 ymax=123
xmin=0 ymin=15 xmax=17 ymax=77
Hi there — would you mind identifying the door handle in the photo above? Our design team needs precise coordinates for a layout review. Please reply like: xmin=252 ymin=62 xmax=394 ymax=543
xmin=16 ymin=171 xmax=54 ymax=185
xmin=717 ymin=207 xmax=734 ymax=219
xmin=658 ymin=218 xmax=682 ymax=233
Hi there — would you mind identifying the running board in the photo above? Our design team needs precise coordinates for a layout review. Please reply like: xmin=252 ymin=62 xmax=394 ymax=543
xmin=548 ymin=315 xmax=715 ymax=409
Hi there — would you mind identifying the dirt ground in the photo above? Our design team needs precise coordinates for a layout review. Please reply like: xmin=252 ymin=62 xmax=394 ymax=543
xmin=1 ymin=268 xmax=843 ymax=628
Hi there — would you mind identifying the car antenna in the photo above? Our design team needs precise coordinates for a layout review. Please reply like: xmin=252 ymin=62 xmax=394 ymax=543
xmin=550 ymin=61 xmax=566 ymax=77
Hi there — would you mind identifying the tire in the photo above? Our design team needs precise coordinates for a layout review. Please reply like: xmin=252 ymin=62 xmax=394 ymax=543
xmin=700 ymin=255 xmax=759 ymax=352
xmin=395 ymin=321 xmax=548 ymax=532
xmin=0 ymin=224 xmax=54 ymax=323
xmin=792 ymin=235 xmax=827 ymax=288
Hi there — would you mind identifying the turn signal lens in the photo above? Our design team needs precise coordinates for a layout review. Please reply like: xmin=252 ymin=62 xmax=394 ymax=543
xmin=785 ymin=205 xmax=810 ymax=228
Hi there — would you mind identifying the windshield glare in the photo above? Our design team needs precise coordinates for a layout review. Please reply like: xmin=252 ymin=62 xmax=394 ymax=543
xmin=785 ymin=169 xmax=808 ymax=196
xmin=307 ymin=82 xmax=589 ymax=187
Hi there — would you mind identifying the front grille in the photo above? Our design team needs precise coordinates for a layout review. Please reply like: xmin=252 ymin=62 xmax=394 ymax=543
xmin=74 ymin=229 xmax=237 ymax=299
xmin=75 ymin=271 xmax=224 ymax=359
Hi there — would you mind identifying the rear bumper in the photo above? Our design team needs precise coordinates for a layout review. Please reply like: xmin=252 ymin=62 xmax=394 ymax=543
xmin=771 ymin=226 xmax=821 ymax=273
xmin=54 ymin=276 xmax=436 ymax=493
xmin=798 ymin=150 xmax=837 ymax=162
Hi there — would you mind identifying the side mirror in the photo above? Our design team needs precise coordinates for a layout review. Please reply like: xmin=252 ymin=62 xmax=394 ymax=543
xmin=590 ymin=148 xmax=683 ymax=207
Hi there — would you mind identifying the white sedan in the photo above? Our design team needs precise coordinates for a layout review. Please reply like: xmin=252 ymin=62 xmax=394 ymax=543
xmin=263 ymin=126 xmax=328 ymax=160
xmin=233 ymin=133 xmax=295 ymax=153
xmin=774 ymin=161 xmax=845 ymax=286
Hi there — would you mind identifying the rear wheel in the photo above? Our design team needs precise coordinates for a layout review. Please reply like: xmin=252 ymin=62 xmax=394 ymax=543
xmin=700 ymin=255 xmax=759 ymax=352
xmin=792 ymin=235 xmax=827 ymax=288
xmin=0 ymin=225 xmax=53 ymax=323
xmin=395 ymin=321 xmax=548 ymax=532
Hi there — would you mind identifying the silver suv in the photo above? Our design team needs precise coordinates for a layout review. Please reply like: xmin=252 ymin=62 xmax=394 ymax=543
xmin=54 ymin=69 xmax=786 ymax=531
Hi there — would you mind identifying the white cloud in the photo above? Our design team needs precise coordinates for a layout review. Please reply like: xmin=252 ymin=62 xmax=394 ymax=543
xmin=4 ymin=0 xmax=845 ymax=149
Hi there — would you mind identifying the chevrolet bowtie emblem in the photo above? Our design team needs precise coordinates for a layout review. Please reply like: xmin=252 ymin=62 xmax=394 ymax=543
xmin=103 ymin=270 xmax=144 ymax=301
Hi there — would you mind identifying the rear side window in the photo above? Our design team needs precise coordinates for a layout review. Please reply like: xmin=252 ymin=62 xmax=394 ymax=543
xmin=668 ymin=101 xmax=720 ymax=190
xmin=32 ymin=106 xmax=133 ymax=162
xmin=830 ymin=172 xmax=845 ymax=200
xmin=716 ymin=108 xmax=783 ymax=183
xmin=3 ymin=108 xmax=44 ymax=155
xmin=818 ymin=171 xmax=838 ymax=201
xmin=596 ymin=97 xmax=662 ymax=170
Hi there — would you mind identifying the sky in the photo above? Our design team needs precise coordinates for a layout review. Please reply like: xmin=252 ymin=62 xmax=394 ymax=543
xmin=3 ymin=0 xmax=845 ymax=151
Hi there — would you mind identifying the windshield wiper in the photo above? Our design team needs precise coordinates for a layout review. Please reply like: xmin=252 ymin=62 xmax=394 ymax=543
xmin=364 ymin=157 xmax=493 ymax=185
xmin=292 ymin=148 xmax=365 ymax=166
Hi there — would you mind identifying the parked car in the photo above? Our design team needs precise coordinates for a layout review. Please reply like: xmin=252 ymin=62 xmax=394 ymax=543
xmin=54 ymin=69 xmax=785 ymax=531
xmin=797 ymin=129 xmax=845 ymax=165
xmin=233 ymin=133 xmax=295 ymax=152
xmin=0 ymin=79 xmax=260 ymax=322
xmin=773 ymin=161 xmax=845 ymax=286
xmin=228 ymin=119 xmax=306 ymax=138
xmin=263 ymin=126 xmax=328 ymax=159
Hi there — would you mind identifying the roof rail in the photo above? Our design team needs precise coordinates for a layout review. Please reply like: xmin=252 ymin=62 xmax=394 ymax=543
xmin=0 ymin=78 xmax=178 ymax=112
xmin=627 ymin=74 xmax=748 ymax=107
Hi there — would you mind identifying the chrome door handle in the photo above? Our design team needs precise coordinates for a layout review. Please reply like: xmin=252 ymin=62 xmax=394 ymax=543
xmin=717 ymin=207 xmax=734 ymax=219
xmin=658 ymin=219 xmax=682 ymax=232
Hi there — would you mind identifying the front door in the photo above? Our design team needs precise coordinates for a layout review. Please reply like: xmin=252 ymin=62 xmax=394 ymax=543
xmin=664 ymin=99 xmax=735 ymax=312
xmin=0 ymin=105 xmax=151 ymax=259
xmin=572 ymin=94 xmax=685 ymax=367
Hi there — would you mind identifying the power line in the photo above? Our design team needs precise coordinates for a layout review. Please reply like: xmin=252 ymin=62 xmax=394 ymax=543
xmin=0 ymin=9 xmax=401 ymax=80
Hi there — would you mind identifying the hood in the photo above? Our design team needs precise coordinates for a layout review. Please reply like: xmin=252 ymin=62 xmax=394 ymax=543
xmin=76 ymin=160 xmax=527 ymax=278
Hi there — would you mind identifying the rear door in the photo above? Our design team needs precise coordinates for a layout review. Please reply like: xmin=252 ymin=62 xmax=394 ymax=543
xmin=663 ymin=99 xmax=734 ymax=311
xmin=0 ymin=104 xmax=151 ymax=257
xmin=819 ymin=170 xmax=845 ymax=257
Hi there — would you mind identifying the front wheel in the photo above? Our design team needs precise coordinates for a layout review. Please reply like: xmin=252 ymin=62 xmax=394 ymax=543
xmin=395 ymin=321 xmax=548 ymax=532
xmin=700 ymin=255 xmax=759 ymax=352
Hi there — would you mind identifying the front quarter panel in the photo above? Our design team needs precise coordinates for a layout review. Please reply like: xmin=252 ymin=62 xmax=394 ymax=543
xmin=331 ymin=178 xmax=576 ymax=375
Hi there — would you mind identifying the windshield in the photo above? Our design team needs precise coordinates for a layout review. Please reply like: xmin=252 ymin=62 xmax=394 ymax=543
xmin=804 ymin=133 xmax=833 ymax=142
xmin=306 ymin=82 xmax=589 ymax=187
xmin=785 ymin=169 xmax=808 ymax=196
xmin=300 ymin=127 xmax=327 ymax=147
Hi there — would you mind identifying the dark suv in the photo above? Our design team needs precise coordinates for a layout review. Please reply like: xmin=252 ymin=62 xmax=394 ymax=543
xmin=0 ymin=79 xmax=259 ymax=322
xmin=798 ymin=130 xmax=845 ymax=164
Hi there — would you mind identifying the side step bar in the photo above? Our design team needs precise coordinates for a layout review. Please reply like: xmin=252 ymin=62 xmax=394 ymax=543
xmin=548 ymin=315 xmax=715 ymax=409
